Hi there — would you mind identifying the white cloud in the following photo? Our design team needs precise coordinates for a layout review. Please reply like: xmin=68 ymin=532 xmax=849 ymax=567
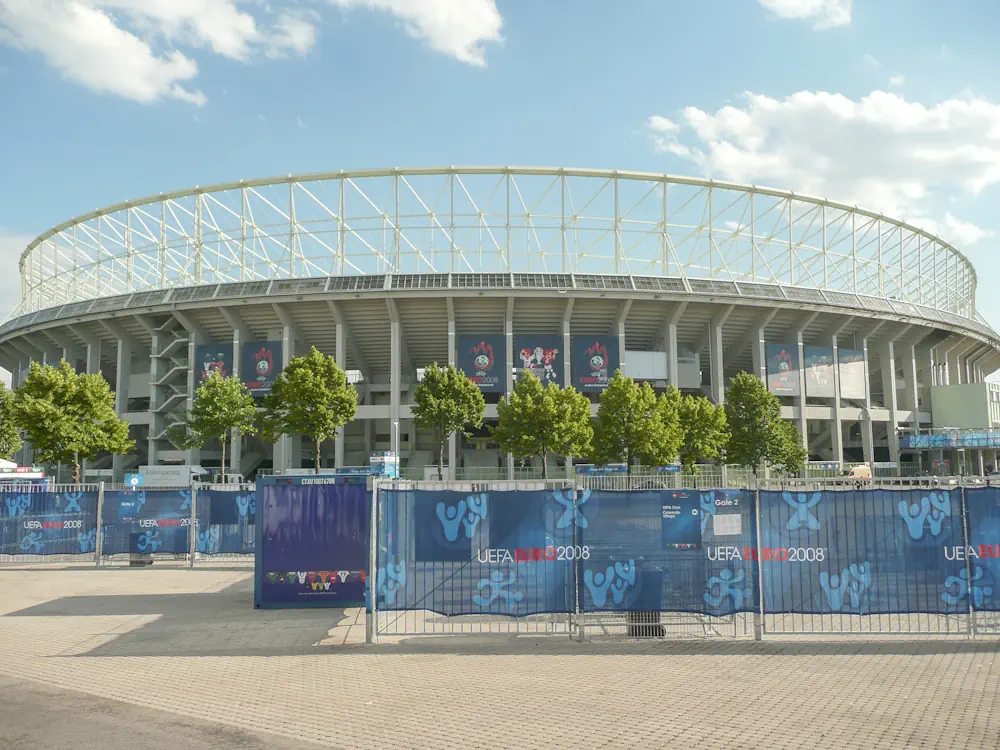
xmin=0 ymin=0 xmax=318 ymax=105
xmin=327 ymin=0 xmax=503 ymax=66
xmin=758 ymin=0 xmax=852 ymax=29
xmin=646 ymin=89 xmax=1000 ymax=246
xmin=889 ymin=74 xmax=905 ymax=88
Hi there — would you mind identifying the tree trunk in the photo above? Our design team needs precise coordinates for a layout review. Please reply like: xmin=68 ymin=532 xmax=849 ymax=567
xmin=220 ymin=431 xmax=227 ymax=485
xmin=438 ymin=439 xmax=445 ymax=480
xmin=315 ymin=438 xmax=321 ymax=475
xmin=73 ymin=450 xmax=80 ymax=487
xmin=542 ymin=452 xmax=549 ymax=479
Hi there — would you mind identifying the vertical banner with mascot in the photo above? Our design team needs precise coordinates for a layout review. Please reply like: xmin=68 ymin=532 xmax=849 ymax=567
xmin=572 ymin=336 xmax=619 ymax=392
xmin=195 ymin=344 xmax=233 ymax=383
xmin=766 ymin=343 xmax=801 ymax=396
xmin=838 ymin=348 xmax=867 ymax=400
xmin=804 ymin=346 xmax=835 ymax=398
xmin=241 ymin=341 xmax=283 ymax=396
xmin=457 ymin=334 xmax=507 ymax=393
xmin=514 ymin=335 xmax=563 ymax=384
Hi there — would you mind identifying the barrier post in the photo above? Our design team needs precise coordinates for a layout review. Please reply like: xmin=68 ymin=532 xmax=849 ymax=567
xmin=95 ymin=481 xmax=105 ymax=567
xmin=961 ymin=483 xmax=975 ymax=639
xmin=574 ymin=484 xmax=585 ymax=643
xmin=753 ymin=485 xmax=764 ymax=641
xmin=189 ymin=485 xmax=198 ymax=569
xmin=366 ymin=479 xmax=379 ymax=645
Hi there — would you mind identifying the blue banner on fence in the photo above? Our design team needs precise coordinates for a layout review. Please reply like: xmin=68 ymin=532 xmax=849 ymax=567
xmin=579 ymin=489 xmax=759 ymax=615
xmin=101 ymin=489 xmax=194 ymax=555
xmin=259 ymin=482 xmax=368 ymax=605
xmin=962 ymin=487 xmax=1000 ymax=612
xmin=759 ymin=488 xmax=966 ymax=615
xmin=0 ymin=490 xmax=98 ymax=556
xmin=198 ymin=490 xmax=255 ymax=555
xmin=378 ymin=488 xmax=579 ymax=616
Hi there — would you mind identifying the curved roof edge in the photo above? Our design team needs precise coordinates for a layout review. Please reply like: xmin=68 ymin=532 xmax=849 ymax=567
xmin=17 ymin=166 xmax=978 ymax=288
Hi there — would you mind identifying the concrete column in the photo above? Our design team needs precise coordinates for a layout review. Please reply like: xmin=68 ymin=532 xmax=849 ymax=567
xmin=390 ymin=320 xmax=402 ymax=468
xmin=505 ymin=300 xmax=514 ymax=480
xmin=880 ymin=341 xmax=900 ymax=465
xmin=230 ymin=329 xmax=243 ymax=477
xmin=831 ymin=336 xmax=844 ymax=465
xmin=563 ymin=300 xmax=573 ymax=479
xmin=904 ymin=343 xmax=919 ymax=414
xmin=274 ymin=326 xmax=295 ymax=471
xmin=861 ymin=337 xmax=875 ymax=465
xmin=334 ymin=322 xmax=346 ymax=469
xmin=148 ymin=333 xmax=162 ymax=466
xmin=709 ymin=320 xmax=725 ymax=404
xmin=796 ymin=330 xmax=808 ymax=454
xmin=112 ymin=338 xmax=132 ymax=480
xmin=665 ymin=302 xmax=687 ymax=389
xmin=751 ymin=325 xmax=767 ymax=382
xmin=947 ymin=348 xmax=962 ymax=385
xmin=447 ymin=302 xmax=457 ymax=474
xmin=86 ymin=339 xmax=102 ymax=374
xmin=186 ymin=333 xmax=201 ymax=467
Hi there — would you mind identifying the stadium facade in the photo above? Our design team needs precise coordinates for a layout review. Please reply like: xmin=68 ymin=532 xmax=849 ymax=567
xmin=2 ymin=167 xmax=999 ymax=479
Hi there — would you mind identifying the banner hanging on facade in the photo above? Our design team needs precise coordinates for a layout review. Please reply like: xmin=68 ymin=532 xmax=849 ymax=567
xmin=514 ymin=335 xmax=562 ymax=384
xmin=457 ymin=334 xmax=506 ymax=392
xmin=242 ymin=341 xmax=283 ymax=396
xmin=838 ymin=348 xmax=867 ymax=400
xmin=572 ymin=336 xmax=619 ymax=392
xmin=766 ymin=343 xmax=800 ymax=396
xmin=195 ymin=344 xmax=233 ymax=383
xmin=804 ymin=346 xmax=835 ymax=398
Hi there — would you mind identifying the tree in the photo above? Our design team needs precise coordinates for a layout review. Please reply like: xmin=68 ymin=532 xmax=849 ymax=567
xmin=412 ymin=363 xmax=486 ymax=479
xmin=593 ymin=372 xmax=683 ymax=471
xmin=262 ymin=347 xmax=358 ymax=473
xmin=678 ymin=394 xmax=729 ymax=473
xmin=168 ymin=371 xmax=257 ymax=483
xmin=492 ymin=372 xmax=593 ymax=478
xmin=0 ymin=382 xmax=22 ymax=460
xmin=12 ymin=361 xmax=133 ymax=484
xmin=724 ymin=371 xmax=806 ymax=477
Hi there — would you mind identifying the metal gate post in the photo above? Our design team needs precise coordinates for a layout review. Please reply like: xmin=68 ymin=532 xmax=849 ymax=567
xmin=188 ymin=485 xmax=197 ymax=569
xmin=366 ymin=478 xmax=379 ymax=645
xmin=961 ymin=483 xmax=976 ymax=639
xmin=95 ymin=481 xmax=105 ymax=567
xmin=753 ymin=485 xmax=765 ymax=641
xmin=574 ymin=483 xmax=585 ymax=642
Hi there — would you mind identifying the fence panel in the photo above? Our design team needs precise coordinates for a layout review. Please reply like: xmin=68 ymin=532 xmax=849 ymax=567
xmin=0 ymin=485 xmax=100 ymax=563
xmin=963 ymin=487 xmax=1000 ymax=634
xmin=374 ymin=481 xmax=576 ymax=637
xmin=99 ymin=487 xmax=194 ymax=564
xmin=194 ymin=486 xmax=255 ymax=560
xmin=759 ymin=487 xmax=970 ymax=635
xmin=578 ymin=488 xmax=758 ymax=639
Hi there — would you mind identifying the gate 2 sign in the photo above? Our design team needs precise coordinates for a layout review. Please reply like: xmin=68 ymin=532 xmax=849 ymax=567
xmin=458 ymin=335 xmax=506 ymax=393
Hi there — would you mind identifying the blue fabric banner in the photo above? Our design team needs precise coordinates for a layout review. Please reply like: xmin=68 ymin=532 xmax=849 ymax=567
xmin=759 ymin=489 xmax=966 ymax=615
xmin=198 ymin=489 xmax=255 ymax=554
xmin=259 ymin=482 xmax=369 ymax=605
xmin=962 ymin=487 xmax=1000 ymax=612
xmin=0 ymin=490 xmax=98 ymax=556
xmin=101 ymin=489 xmax=194 ymax=555
xmin=377 ymin=488 xmax=578 ymax=616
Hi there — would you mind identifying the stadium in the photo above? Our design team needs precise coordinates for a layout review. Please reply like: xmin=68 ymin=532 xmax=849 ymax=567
xmin=2 ymin=166 xmax=999 ymax=481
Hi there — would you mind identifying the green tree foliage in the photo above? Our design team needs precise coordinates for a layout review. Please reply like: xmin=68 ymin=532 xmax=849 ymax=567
xmin=593 ymin=372 xmax=683 ymax=471
xmin=0 ymin=382 xmax=22 ymax=460
xmin=262 ymin=347 xmax=358 ymax=473
xmin=678 ymin=394 xmax=729 ymax=473
xmin=724 ymin=371 xmax=806 ymax=476
xmin=12 ymin=361 xmax=133 ymax=484
xmin=168 ymin=371 xmax=257 ymax=482
xmin=492 ymin=372 xmax=593 ymax=478
xmin=412 ymin=363 xmax=485 ymax=479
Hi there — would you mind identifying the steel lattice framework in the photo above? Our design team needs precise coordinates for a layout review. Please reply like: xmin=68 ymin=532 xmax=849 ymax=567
xmin=17 ymin=167 xmax=980 ymax=322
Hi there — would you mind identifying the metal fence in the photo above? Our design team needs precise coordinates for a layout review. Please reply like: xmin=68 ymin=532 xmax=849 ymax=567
xmin=0 ymin=483 xmax=255 ymax=566
xmin=369 ymin=477 xmax=1000 ymax=642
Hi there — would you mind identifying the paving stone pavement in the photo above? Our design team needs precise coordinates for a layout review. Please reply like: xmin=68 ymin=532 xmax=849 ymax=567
xmin=0 ymin=566 xmax=998 ymax=749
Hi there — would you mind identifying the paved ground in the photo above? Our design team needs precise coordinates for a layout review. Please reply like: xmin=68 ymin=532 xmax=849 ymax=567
xmin=0 ymin=566 xmax=998 ymax=749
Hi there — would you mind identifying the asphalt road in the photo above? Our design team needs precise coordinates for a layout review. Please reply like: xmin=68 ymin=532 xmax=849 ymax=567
xmin=0 ymin=674 xmax=331 ymax=750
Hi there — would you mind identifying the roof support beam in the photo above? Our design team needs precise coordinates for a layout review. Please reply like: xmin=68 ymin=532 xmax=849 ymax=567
xmin=327 ymin=300 xmax=368 ymax=377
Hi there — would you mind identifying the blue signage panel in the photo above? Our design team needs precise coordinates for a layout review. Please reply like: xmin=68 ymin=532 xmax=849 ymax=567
xmin=457 ymin=334 xmax=506 ymax=392
xmin=766 ymin=343 xmax=800 ymax=396
xmin=514 ymin=335 xmax=563 ymax=384
xmin=242 ymin=341 xmax=283 ymax=396
xmin=572 ymin=336 xmax=620 ymax=392
xmin=0 ymin=490 xmax=99 ymax=556
xmin=965 ymin=487 xmax=1000 ymax=612
xmin=195 ymin=343 xmax=233 ymax=383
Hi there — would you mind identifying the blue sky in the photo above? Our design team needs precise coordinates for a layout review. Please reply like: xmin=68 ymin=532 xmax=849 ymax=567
xmin=2 ymin=0 xmax=1000 ymax=325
